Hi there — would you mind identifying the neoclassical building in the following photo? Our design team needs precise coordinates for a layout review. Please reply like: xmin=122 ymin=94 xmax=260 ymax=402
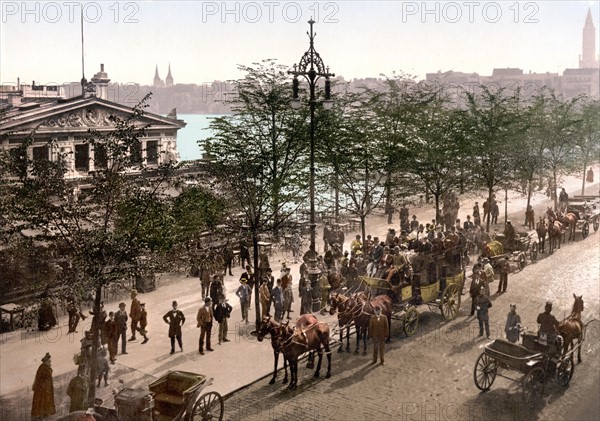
xmin=0 ymin=64 xmax=186 ymax=179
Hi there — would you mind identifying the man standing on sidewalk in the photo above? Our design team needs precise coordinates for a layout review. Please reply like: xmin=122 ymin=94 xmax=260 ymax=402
xmin=236 ymin=279 xmax=251 ymax=324
xmin=114 ymin=303 xmax=128 ymax=355
xmin=369 ymin=306 xmax=389 ymax=365
xmin=497 ymin=257 xmax=510 ymax=293
xmin=197 ymin=297 xmax=214 ymax=355
xmin=137 ymin=303 xmax=149 ymax=344
xmin=105 ymin=311 xmax=118 ymax=364
xmin=163 ymin=300 xmax=185 ymax=354
xmin=129 ymin=289 xmax=141 ymax=341
xmin=214 ymin=295 xmax=232 ymax=345
xmin=475 ymin=287 xmax=492 ymax=338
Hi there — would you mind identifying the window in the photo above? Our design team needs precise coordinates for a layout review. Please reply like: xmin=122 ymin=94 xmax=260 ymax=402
xmin=146 ymin=140 xmax=158 ymax=165
xmin=75 ymin=144 xmax=89 ymax=172
xmin=94 ymin=143 xmax=108 ymax=169
xmin=130 ymin=140 xmax=142 ymax=165
xmin=32 ymin=145 xmax=49 ymax=161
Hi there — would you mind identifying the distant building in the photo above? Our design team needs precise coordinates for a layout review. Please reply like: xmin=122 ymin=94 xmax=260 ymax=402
xmin=166 ymin=63 xmax=174 ymax=87
xmin=153 ymin=65 xmax=165 ymax=87
xmin=0 ymin=64 xmax=185 ymax=180
xmin=580 ymin=8 xmax=600 ymax=69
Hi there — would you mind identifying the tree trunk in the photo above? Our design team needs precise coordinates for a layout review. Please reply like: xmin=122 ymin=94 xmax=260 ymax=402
xmin=334 ymin=173 xmax=340 ymax=223
xmin=552 ymin=169 xmax=558 ymax=211
xmin=486 ymin=187 xmax=494 ymax=233
xmin=525 ymin=180 xmax=532 ymax=226
xmin=87 ymin=284 xmax=102 ymax=407
xmin=582 ymin=162 xmax=587 ymax=196
xmin=252 ymin=232 xmax=261 ymax=327
xmin=386 ymin=173 xmax=393 ymax=224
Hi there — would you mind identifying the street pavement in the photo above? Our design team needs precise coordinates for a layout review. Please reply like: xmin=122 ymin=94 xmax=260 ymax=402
xmin=1 ymin=167 xmax=599 ymax=420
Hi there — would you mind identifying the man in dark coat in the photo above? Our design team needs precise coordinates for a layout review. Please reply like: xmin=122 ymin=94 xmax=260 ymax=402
xmin=163 ymin=300 xmax=185 ymax=354
xmin=369 ymin=306 xmax=389 ymax=365
xmin=67 ymin=295 xmax=87 ymax=334
xmin=214 ymin=295 xmax=232 ymax=345
xmin=32 ymin=353 xmax=55 ymax=420
xmin=223 ymin=242 xmax=234 ymax=276
xmin=505 ymin=304 xmax=521 ymax=343
xmin=105 ymin=311 xmax=118 ymax=364
xmin=129 ymin=289 xmax=141 ymax=341
xmin=196 ymin=297 xmax=214 ymax=354
xmin=497 ymin=257 xmax=510 ymax=293
xmin=67 ymin=366 xmax=87 ymax=412
xmin=537 ymin=301 xmax=559 ymax=343
xmin=114 ymin=303 xmax=128 ymax=355
xmin=209 ymin=275 xmax=224 ymax=311
xmin=239 ymin=239 xmax=251 ymax=269
xmin=475 ymin=287 xmax=492 ymax=338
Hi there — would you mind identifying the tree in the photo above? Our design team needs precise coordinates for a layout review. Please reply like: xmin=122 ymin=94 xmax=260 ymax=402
xmin=574 ymin=99 xmax=600 ymax=195
xmin=462 ymin=85 xmax=524 ymax=232
xmin=3 ymin=96 xmax=183 ymax=406
xmin=204 ymin=60 xmax=306 ymax=325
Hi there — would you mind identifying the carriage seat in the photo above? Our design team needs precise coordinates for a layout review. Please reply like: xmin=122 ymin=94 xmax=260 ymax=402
xmin=151 ymin=372 xmax=205 ymax=408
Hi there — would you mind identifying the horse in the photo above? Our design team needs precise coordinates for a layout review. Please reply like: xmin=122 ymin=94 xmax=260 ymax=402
xmin=536 ymin=218 xmax=547 ymax=253
xmin=556 ymin=211 xmax=578 ymax=242
xmin=547 ymin=219 xmax=564 ymax=254
xmin=256 ymin=316 xmax=289 ymax=385
xmin=327 ymin=271 xmax=345 ymax=291
xmin=556 ymin=294 xmax=585 ymax=363
xmin=345 ymin=293 xmax=393 ymax=355
xmin=329 ymin=291 xmax=368 ymax=353
xmin=277 ymin=314 xmax=331 ymax=390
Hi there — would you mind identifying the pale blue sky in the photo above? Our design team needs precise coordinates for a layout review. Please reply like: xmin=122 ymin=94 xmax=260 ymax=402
xmin=1 ymin=1 xmax=599 ymax=86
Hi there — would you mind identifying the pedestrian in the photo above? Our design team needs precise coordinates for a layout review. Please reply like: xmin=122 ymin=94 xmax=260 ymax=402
xmin=473 ymin=202 xmax=481 ymax=226
xmin=31 ymin=352 xmax=55 ymax=420
xmin=283 ymin=280 xmax=294 ymax=320
xmin=239 ymin=265 xmax=254 ymax=304
xmin=209 ymin=275 xmax=224 ymax=311
xmin=163 ymin=300 xmax=185 ymax=354
xmin=272 ymin=278 xmax=283 ymax=322
xmin=497 ymin=257 xmax=510 ymax=293
xmin=129 ymin=289 xmax=141 ymax=341
xmin=214 ymin=295 xmax=232 ymax=345
xmin=525 ymin=205 xmax=535 ymax=229
xmin=67 ymin=295 xmax=87 ymax=334
xmin=236 ymin=279 xmax=251 ymax=324
xmin=410 ymin=215 xmax=419 ymax=232
xmin=259 ymin=279 xmax=270 ymax=319
xmin=137 ymin=303 xmax=149 ymax=344
xmin=223 ymin=242 xmax=234 ymax=276
xmin=96 ymin=347 xmax=110 ymax=387
xmin=469 ymin=271 xmax=483 ymax=316
xmin=482 ymin=199 xmax=490 ymax=224
xmin=491 ymin=201 xmax=499 ymax=225
xmin=369 ymin=305 xmax=389 ymax=365
xmin=89 ymin=302 xmax=107 ymax=346
xmin=291 ymin=231 xmax=301 ymax=263
xmin=482 ymin=258 xmax=494 ymax=297
xmin=114 ymin=303 xmax=128 ymax=355
xmin=105 ymin=311 xmax=118 ymax=364
xmin=38 ymin=291 xmax=57 ymax=331
xmin=196 ymin=297 xmax=214 ymax=355
xmin=67 ymin=365 xmax=87 ymax=412
xmin=559 ymin=188 xmax=569 ymax=212
xmin=319 ymin=271 xmax=331 ymax=314
xmin=505 ymin=304 xmax=521 ymax=343
xmin=475 ymin=287 xmax=492 ymax=338
xmin=239 ymin=239 xmax=251 ymax=268
xmin=299 ymin=278 xmax=313 ymax=315
xmin=463 ymin=215 xmax=474 ymax=231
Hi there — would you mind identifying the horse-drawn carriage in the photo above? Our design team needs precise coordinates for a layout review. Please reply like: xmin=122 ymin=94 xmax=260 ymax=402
xmin=480 ymin=233 xmax=534 ymax=272
xmin=566 ymin=195 xmax=600 ymax=239
xmin=358 ymin=246 xmax=465 ymax=337
xmin=93 ymin=370 xmax=224 ymax=421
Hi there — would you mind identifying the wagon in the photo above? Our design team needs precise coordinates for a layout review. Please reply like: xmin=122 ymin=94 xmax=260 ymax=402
xmin=567 ymin=195 xmax=600 ymax=239
xmin=473 ymin=327 xmax=592 ymax=405
xmin=480 ymin=237 xmax=531 ymax=272
xmin=360 ymin=247 xmax=465 ymax=337
xmin=94 ymin=370 xmax=224 ymax=421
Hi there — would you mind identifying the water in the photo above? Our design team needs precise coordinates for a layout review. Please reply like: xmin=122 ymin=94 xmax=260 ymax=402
xmin=176 ymin=114 xmax=225 ymax=161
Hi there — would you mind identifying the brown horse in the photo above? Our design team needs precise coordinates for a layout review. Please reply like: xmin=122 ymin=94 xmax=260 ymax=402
xmin=557 ymin=211 xmax=578 ymax=242
xmin=256 ymin=317 xmax=289 ymax=385
xmin=327 ymin=271 xmax=345 ymax=291
xmin=329 ymin=291 xmax=368 ymax=353
xmin=278 ymin=314 xmax=331 ymax=390
xmin=547 ymin=219 xmax=564 ymax=254
xmin=556 ymin=294 xmax=585 ymax=363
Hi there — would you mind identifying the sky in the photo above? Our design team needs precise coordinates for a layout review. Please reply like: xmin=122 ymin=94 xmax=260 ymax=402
xmin=1 ymin=1 xmax=599 ymax=87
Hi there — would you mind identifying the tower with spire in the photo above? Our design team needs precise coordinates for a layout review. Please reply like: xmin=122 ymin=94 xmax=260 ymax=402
xmin=153 ymin=65 xmax=164 ymax=87
xmin=580 ymin=8 xmax=599 ymax=69
xmin=166 ymin=63 xmax=173 ymax=87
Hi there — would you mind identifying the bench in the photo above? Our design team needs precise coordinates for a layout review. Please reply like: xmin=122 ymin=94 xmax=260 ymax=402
xmin=149 ymin=371 xmax=206 ymax=417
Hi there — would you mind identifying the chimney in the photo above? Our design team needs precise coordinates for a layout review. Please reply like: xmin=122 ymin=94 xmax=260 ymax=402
xmin=91 ymin=63 xmax=110 ymax=100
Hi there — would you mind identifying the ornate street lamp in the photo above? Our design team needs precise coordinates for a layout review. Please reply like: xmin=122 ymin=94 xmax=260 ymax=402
xmin=290 ymin=18 xmax=334 ymax=312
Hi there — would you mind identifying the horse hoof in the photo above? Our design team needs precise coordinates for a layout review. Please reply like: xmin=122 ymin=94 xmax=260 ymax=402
xmin=326 ymin=373 xmax=331 ymax=379
xmin=269 ymin=379 xmax=275 ymax=385
xmin=314 ymin=372 xmax=320 ymax=378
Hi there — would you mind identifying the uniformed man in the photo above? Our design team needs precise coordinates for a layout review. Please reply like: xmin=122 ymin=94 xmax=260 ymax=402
xmin=369 ymin=305 xmax=389 ymax=365
xmin=537 ymin=301 xmax=559 ymax=342
xmin=129 ymin=289 xmax=141 ymax=341
xmin=475 ymin=287 xmax=492 ymax=338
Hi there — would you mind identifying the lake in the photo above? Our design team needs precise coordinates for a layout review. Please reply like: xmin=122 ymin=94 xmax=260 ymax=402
xmin=176 ymin=114 xmax=224 ymax=161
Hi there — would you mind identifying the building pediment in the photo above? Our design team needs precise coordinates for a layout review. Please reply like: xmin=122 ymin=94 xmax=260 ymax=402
xmin=0 ymin=97 xmax=185 ymax=136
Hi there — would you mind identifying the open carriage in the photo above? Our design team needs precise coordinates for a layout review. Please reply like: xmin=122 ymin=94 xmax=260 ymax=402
xmin=480 ymin=235 xmax=534 ymax=272
xmin=93 ymin=370 xmax=224 ymax=421
xmin=473 ymin=322 xmax=595 ymax=405
xmin=360 ymin=247 xmax=465 ymax=337
xmin=566 ymin=195 xmax=600 ymax=239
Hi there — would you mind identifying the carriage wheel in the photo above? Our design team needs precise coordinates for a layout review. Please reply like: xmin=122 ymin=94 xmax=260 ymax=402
xmin=529 ymin=243 xmax=538 ymax=262
xmin=582 ymin=222 xmax=589 ymax=239
xmin=557 ymin=356 xmax=574 ymax=387
xmin=440 ymin=283 xmax=461 ymax=320
xmin=189 ymin=391 xmax=224 ymax=421
xmin=403 ymin=306 xmax=419 ymax=336
xmin=522 ymin=366 xmax=545 ymax=405
xmin=473 ymin=353 xmax=497 ymax=391
xmin=517 ymin=254 xmax=526 ymax=271
xmin=593 ymin=218 xmax=599 ymax=232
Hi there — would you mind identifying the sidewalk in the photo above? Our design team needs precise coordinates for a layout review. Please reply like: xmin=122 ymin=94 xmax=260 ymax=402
xmin=1 ymin=166 xmax=598 ymax=420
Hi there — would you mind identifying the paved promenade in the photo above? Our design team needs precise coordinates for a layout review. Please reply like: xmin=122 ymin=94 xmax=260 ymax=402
xmin=1 ymin=168 xmax=599 ymax=420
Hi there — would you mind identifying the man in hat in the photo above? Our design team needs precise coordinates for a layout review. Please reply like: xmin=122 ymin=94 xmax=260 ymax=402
xmin=410 ymin=215 xmax=419 ymax=232
xmin=214 ymin=295 xmax=232 ymax=345
xmin=129 ymin=289 xmax=141 ymax=341
xmin=67 ymin=365 xmax=87 ymax=412
xmin=505 ymin=304 xmax=521 ymax=343
xmin=259 ymin=278 xmax=271 ymax=319
xmin=272 ymin=278 xmax=284 ymax=322
xmin=537 ymin=301 xmax=559 ymax=341
xmin=291 ymin=231 xmax=302 ymax=263
xmin=369 ymin=305 xmax=389 ymax=365
xmin=239 ymin=265 xmax=254 ymax=302
xmin=114 ymin=303 xmax=128 ymax=355
xmin=196 ymin=297 xmax=214 ymax=355
xmin=350 ymin=234 xmax=363 ymax=254
xmin=474 ymin=286 xmax=492 ymax=338
xmin=496 ymin=256 xmax=510 ymax=294
xmin=473 ymin=202 xmax=481 ymax=226
xmin=283 ymin=280 xmax=294 ymax=320
xmin=32 ymin=353 xmax=55 ymax=420
xmin=67 ymin=295 xmax=87 ymax=334
xmin=463 ymin=215 xmax=474 ymax=232
xmin=163 ymin=301 xmax=185 ymax=354
xmin=89 ymin=302 xmax=107 ymax=345
xmin=236 ymin=278 xmax=251 ymax=324
xmin=209 ymin=275 xmax=224 ymax=312
xmin=503 ymin=220 xmax=516 ymax=251
xmin=299 ymin=277 xmax=313 ymax=315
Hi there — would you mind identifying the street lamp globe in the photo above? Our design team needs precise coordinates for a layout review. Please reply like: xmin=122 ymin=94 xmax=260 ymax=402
xmin=291 ymin=98 xmax=302 ymax=110
xmin=322 ymin=99 xmax=333 ymax=110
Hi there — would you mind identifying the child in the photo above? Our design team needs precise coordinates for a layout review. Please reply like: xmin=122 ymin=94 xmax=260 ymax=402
xmin=97 ymin=347 xmax=110 ymax=387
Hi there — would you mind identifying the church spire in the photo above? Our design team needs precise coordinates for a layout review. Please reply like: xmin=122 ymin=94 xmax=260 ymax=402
xmin=166 ymin=63 xmax=173 ymax=87
xmin=580 ymin=8 xmax=599 ymax=69
xmin=153 ymin=65 xmax=164 ymax=87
